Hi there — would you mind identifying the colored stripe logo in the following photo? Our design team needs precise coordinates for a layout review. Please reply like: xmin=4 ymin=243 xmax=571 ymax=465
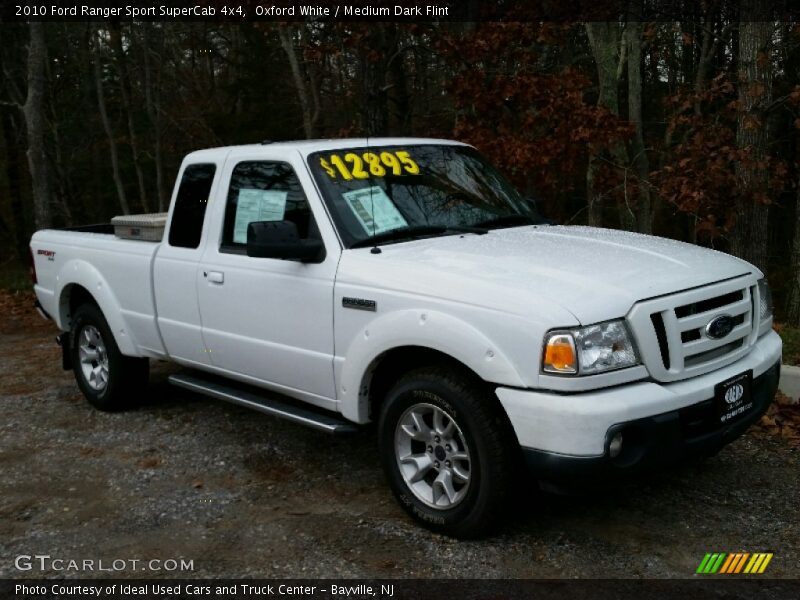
xmin=696 ymin=553 xmax=773 ymax=574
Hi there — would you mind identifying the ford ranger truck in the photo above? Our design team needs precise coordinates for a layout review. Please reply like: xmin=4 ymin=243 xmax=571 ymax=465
xmin=30 ymin=138 xmax=782 ymax=537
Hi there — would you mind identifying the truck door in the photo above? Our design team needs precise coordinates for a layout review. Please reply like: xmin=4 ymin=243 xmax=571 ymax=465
xmin=153 ymin=161 xmax=220 ymax=366
xmin=196 ymin=153 xmax=339 ymax=406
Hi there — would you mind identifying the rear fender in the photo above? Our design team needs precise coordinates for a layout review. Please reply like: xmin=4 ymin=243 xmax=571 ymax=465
xmin=54 ymin=259 xmax=138 ymax=356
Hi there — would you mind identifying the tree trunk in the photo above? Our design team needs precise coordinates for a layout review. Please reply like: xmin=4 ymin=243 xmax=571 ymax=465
xmin=627 ymin=13 xmax=651 ymax=234
xmin=729 ymin=9 xmax=771 ymax=273
xmin=278 ymin=26 xmax=316 ymax=139
xmin=92 ymin=33 xmax=130 ymax=216
xmin=47 ymin=107 xmax=74 ymax=225
xmin=787 ymin=183 xmax=800 ymax=325
xmin=1 ymin=109 xmax=28 ymax=259
xmin=143 ymin=27 xmax=167 ymax=211
xmin=360 ymin=25 xmax=391 ymax=136
xmin=22 ymin=22 xmax=53 ymax=230
xmin=110 ymin=23 xmax=149 ymax=213
xmin=585 ymin=22 xmax=632 ymax=229
xmin=300 ymin=25 xmax=322 ymax=135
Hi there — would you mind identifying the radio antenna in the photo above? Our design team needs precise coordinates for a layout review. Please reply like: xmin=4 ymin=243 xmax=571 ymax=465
xmin=366 ymin=134 xmax=380 ymax=254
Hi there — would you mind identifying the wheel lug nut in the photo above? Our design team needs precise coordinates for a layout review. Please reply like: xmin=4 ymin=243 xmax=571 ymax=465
xmin=434 ymin=461 xmax=440 ymax=468
xmin=446 ymin=460 xmax=451 ymax=468
xmin=427 ymin=445 xmax=433 ymax=453
xmin=434 ymin=436 xmax=440 ymax=443
xmin=445 ymin=444 xmax=452 ymax=452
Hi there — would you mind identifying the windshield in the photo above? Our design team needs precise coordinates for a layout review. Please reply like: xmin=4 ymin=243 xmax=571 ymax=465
xmin=307 ymin=144 xmax=543 ymax=248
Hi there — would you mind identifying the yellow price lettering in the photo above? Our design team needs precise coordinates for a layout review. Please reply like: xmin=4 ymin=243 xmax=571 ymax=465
xmin=319 ymin=158 xmax=337 ymax=178
xmin=329 ymin=154 xmax=352 ymax=180
xmin=321 ymin=150 xmax=420 ymax=179
xmin=380 ymin=152 xmax=402 ymax=175
xmin=395 ymin=150 xmax=420 ymax=174
xmin=344 ymin=153 xmax=369 ymax=179
xmin=363 ymin=152 xmax=386 ymax=176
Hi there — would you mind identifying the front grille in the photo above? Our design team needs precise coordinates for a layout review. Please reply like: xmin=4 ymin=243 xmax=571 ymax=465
xmin=684 ymin=339 xmax=745 ymax=367
xmin=650 ymin=312 xmax=670 ymax=370
xmin=680 ymin=313 xmax=745 ymax=344
xmin=628 ymin=276 xmax=759 ymax=382
xmin=674 ymin=290 xmax=743 ymax=318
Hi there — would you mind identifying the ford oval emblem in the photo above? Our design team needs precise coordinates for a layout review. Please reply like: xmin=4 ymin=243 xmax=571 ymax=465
xmin=705 ymin=314 xmax=735 ymax=340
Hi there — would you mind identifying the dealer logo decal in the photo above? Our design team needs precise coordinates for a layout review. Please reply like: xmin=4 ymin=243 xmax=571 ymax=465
xmin=724 ymin=384 xmax=745 ymax=404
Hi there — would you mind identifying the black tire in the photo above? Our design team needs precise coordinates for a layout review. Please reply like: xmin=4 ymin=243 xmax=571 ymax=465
xmin=69 ymin=302 xmax=149 ymax=411
xmin=378 ymin=366 xmax=518 ymax=538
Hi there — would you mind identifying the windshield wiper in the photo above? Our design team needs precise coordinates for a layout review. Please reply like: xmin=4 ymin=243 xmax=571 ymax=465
xmin=474 ymin=214 xmax=539 ymax=229
xmin=350 ymin=225 xmax=487 ymax=249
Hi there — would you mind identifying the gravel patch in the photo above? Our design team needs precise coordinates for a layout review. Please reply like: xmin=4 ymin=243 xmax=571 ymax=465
xmin=0 ymin=302 xmax=798 ymax=579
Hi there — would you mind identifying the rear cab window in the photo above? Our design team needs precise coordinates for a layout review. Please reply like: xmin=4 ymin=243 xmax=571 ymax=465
xmin=168 ymin=163 xmax=217 ymax=249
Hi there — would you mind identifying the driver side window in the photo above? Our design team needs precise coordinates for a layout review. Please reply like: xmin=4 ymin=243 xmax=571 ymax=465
xmin=220 ymin=161 xmax=319 ymax=253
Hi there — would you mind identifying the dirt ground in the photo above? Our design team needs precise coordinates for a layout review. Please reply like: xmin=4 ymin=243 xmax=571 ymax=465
xmin=1 ymin=290 xmax=798 ymax=579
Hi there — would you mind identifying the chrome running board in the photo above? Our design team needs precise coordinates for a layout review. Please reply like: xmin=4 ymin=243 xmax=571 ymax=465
xmin=168 ymin=373 xmax=358 ymax=435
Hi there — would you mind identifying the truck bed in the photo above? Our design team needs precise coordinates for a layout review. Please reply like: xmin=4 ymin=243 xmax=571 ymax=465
xmin=30 ymin=228 xmax=166 ymax=358
xmin=61 ymin=223 xmax=116 ymax=234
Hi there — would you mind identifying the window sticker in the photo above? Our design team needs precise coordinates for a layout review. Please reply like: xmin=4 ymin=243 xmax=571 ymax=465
xmin=233 ymin=189 xmax=288 ymax=243
xmin=342 ymin=186 xmax=408 ymax=235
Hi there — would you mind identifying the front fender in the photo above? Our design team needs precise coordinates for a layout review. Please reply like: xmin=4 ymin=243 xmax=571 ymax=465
xmin=54 ymin=259 xmax=138 ymax=356
xmin=338 ymin=308 xmax=526 ymax=422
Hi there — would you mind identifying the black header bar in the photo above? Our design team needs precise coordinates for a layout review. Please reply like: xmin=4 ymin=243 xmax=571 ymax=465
xmin=2 ymin=0 xmax=800 ymax=23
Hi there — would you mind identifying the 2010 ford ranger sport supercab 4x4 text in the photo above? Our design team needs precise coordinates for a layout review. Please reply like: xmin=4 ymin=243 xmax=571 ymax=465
xmin=30 ymin=138 xmax=782 ymax=537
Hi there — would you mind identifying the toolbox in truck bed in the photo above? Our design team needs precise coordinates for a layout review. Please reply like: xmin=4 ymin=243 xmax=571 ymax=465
xmin=111 ymin=212 xmax=168 ymax=241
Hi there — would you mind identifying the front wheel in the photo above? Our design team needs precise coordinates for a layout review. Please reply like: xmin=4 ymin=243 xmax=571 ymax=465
xmin=69 ymin=303 xmax=149 ymax=411
xmin=378 ymin=367 xmax=518 ymax=538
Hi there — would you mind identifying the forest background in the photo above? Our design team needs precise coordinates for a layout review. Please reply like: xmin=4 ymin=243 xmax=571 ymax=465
xmin=4 ymin=5 xmax=800 ymax=332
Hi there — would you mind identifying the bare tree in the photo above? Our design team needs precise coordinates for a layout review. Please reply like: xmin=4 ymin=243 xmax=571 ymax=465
xmin=92 ymin=31 xmax=130 ymax=215
xmin=278 ymin=25 xmax=318 ymax=139
xmin=1 ymin=109 xmax=27 ymax=258
xmin=626 ymin=5 xmax=651 ymax=234
xmin=729 ymin=8 xmax=772 ymax=273
xmin=22 ymin=22 xmax=53 ymax=229
xmin=143 ymin=25 xmax=167 ymax=211
xmin=110 ymin=23 xmax=149 ymax=212
xmin=787 ymin=181 xmax=800 ymax=324
xmin=359 ymin=25 xmax=392 ymax=136
xmin=585 ymin=22 xmax=634 ymax=230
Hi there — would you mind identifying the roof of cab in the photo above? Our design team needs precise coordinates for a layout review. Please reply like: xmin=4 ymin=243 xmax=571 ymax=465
xmin=183 ymin=137 xmax=469 ymax=162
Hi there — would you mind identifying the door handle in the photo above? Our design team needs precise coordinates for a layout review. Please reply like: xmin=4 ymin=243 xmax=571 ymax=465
xmin=205 ymin=271 xmax=224 ymax=284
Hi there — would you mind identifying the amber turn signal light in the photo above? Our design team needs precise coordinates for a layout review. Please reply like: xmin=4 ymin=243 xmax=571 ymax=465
xmin=542 ymin=334 xmax=577 ymax=374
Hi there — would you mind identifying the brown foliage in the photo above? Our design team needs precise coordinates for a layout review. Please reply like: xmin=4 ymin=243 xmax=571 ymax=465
xmin=650 ymin=74 xmax=787 ymax=241
xmin=751 ymin=391 xmax=800 ymax=447
xmin=438 ymin=23 xmax=631 ymax=209
xmin=0 ymin=289 xmax=52 ymax=335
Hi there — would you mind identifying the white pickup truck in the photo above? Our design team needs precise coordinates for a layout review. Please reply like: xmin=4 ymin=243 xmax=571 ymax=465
xmin=30 ymin=138 xmax=781 ymax=537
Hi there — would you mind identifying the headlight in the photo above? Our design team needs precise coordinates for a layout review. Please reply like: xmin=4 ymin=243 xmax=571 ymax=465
xmin=757 ymin=278 xmax=773 ymax=321
xmin=542 ymin=320 xmax=639 ymax=375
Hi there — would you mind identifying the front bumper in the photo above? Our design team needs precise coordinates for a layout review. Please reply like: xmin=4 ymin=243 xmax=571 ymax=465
xmin=496 ymin=330 xmax=782 ymax=479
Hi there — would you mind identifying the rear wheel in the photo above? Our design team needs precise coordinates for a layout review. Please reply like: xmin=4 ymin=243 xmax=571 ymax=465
xmin=378 ymin=366 xmax=517 ymax=538
xmin=69 ymin=303 xmax=149 ymax=411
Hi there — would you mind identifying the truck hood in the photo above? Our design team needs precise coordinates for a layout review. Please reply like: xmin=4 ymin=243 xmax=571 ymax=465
xmin=337 ymin=225 xmax=757 ymax=325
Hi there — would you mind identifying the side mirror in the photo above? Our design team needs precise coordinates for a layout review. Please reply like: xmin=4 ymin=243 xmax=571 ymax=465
xmin=246 ymin=220 xmax=325 ymax=263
